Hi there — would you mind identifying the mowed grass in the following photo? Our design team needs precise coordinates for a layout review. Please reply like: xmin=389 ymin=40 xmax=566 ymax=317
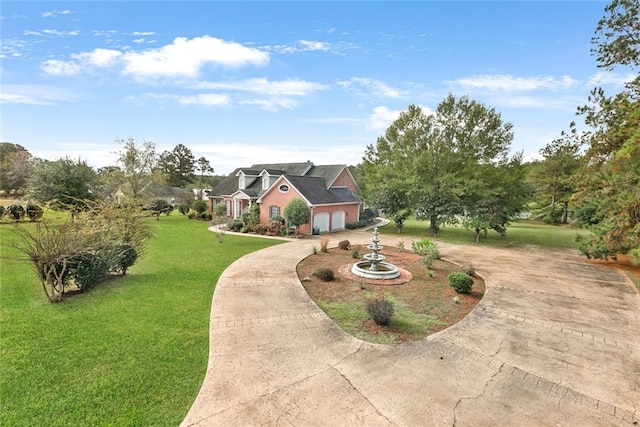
xmin=379 ymin=219 xmax=591 ymax=251
xmin=0 ymin=214 xmax=284 ymax=426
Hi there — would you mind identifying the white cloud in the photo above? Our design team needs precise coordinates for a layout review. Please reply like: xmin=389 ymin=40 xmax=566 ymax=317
xmin=40 ymin=35 xmax=269 ymax=79
xmin=264 ymin=39 xmax=355 ymax=55
xmin=72 ymin=48 xmax=122 ymax=67
xmin=0 ymin=85 xmax=72 ymax=105
xmin=241 ymin=97 xmax=298 ymax=112
xmin=41 ymin=10 xmax=71 ymax=18
xmin=446 ymin=74 xmax=579 ymax=91
xmin=367 ymin=106 xmax=401 ymax=130
xmin=339 ymin=77 xmax=404 ymax=98
xmin=586 ymin=71 xmax=636 ymax=87
xmin=194 ymin=78 xmax=327 ymax=96
xmin=299 ymin=40 xmax=330 ymax=52
xmin=41 ymin=29 xmax=80 ymax=36
xmin=178 ymin=93 xmax=230 ymax=106
xmin=121 ymin=36 xmax=269 ymax=78
xmin=42 ymin=59 xmax=82 ymax=75
xmin=132 ymin=31 xmax=156 ymax=36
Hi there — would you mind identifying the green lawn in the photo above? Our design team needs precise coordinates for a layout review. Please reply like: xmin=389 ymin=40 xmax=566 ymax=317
xmin=379 ymin=219 xmax=591 ymax=251
xmin=0 ymin=214 xmax=284 ymax=426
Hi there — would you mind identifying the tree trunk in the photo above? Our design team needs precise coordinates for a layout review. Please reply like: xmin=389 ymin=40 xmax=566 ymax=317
xmin=562 ymin=201 xmax=569 ymax=224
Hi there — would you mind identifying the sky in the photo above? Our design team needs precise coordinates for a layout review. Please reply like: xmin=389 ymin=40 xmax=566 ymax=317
xmin=1 ymin=1 xmax=635 ymax=176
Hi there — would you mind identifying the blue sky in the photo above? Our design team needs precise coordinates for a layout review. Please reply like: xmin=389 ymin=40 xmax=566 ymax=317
xmin=1 ymin=1 xmax=634 ymax=175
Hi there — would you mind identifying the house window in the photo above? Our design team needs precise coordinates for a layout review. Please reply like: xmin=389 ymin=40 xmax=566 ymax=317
xmin=262 ymin=175 xmax=269 ymax=190
xmin=269 ymin=205 xmax=280 ymax=219
xmin=279 ymin=184 xmax=289 ymax=193
xmin=225 ymin=200 xmax=231 ymax=216
xmin=239 ymin=175 xmax=245 ymax=190
xmin=235 ymin=200 xmax=242 ymax=218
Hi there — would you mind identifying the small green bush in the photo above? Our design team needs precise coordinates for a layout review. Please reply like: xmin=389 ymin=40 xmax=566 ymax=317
xmin=412 ymin=238 xmax=440 ymax=268
xmin=192 ymin=200 xmax=207 ymax=214
xmin=25 ymin=203 xmax=44 ymax=222
xmin=71 ymin=250 xmax=112 ymax=291
xmin=7 ymin=204 xmax=24 ymax=221
xmin=312 ymin=267 xmax=335 ymax=282
xmin=214 ymin=202 xmax=227 ymax=217
xmin=350 ymin=244 xmax=361 ymax=259
xmin=115 ymin=244 xmax=137 ymax=275
xmin=366 ymin=297 xmax=394 ymax=326
xmin=187 ymin=211 xmax=197 ymax=219
xmin=338 ymin=239 xmax=351 ymax=250
xmin=448 ymin=272 xmax=474 ymax=293
xmin=228 ymin=219 xmax=243 ymax=231
xmin=178 ymin=203 xmax=191 ymax=216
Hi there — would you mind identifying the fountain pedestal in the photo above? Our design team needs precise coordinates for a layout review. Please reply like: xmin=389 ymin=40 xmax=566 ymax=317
xmin=351 ymin=227 xmax=400 ymax=280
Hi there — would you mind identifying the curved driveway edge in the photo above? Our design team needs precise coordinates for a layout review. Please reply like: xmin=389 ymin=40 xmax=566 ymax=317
xmin=182 ymin=230 xmax=640 ymax=426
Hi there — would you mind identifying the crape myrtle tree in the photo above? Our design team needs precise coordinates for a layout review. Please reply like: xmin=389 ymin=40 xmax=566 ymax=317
xmin=572 ymin=0 xmax=640 ymax=262
xmin=116 ymin=138 xmax=156 ymax=203
xmin=156 ymin=144 xmax=196 ymax=188
xmin=28 ymin=156 xmax=99 ymax=209
xmin=10 ymin=201 xmax=152 ymax=302
xmin=363 ymin=95 xmax=521 ymax=238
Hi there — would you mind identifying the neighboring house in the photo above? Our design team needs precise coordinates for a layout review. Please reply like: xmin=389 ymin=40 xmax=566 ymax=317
xmin=207 ymin=162 xmax=362 ymax=234
xmin=112 ymin=182 xmax=193 ymax=206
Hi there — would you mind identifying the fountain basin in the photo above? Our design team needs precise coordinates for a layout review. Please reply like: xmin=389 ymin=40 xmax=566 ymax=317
xmin=351 ymin=261 xmax=400 ymax=280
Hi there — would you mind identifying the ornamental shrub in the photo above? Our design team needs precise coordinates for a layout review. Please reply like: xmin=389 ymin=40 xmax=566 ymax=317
xmin=312 ymin=267 xmax=335 ymax=282
xmin=366 ymin=297 xmax=394 ymax=326
xmin=338 ymin=239 xmax=351 ymax=250
xmin=412 ymin=238 xmax=440 ymax=268
xmin=7 ymin=204 xmax=24 ymax=221
xmin=192 ymin=200 xmax=207 ymax=214
xmin=214 ymin=202 xmax=227 ymax=217
xmin=228 ymin=219 xmax=243 ymax=231
xmin=179 ymin=203 xmax=191 ymax=216
xmin=26 ymin=203 xmax=44 ymax=222
xmin=448 ymin=272 xmax=474 ymax=293
xmin=115 ymin=244 xmax=137 ymax=275
xmin=71 ymin=250 xmax=111 ymax=291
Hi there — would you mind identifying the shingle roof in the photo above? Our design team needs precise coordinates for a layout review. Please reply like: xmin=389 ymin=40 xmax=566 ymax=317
xmin=285 ymin=175 xmax=361 ymax=205
xmin=208 ymin=162 xmax=357 ymax=203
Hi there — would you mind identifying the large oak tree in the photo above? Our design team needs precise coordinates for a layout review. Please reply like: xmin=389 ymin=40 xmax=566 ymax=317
xmin=363 ymin=95 xmax=522 ymax=237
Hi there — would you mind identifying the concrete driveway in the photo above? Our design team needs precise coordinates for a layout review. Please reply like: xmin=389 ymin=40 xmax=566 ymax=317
xmin=182 ymin=229 xmax=640 ymax=426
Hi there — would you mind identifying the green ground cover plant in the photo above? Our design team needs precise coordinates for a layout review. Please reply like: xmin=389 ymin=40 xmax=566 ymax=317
xmin=379 ymin=219 xmax=591 ymax=251
xmin=0 ymin=214 xmax=283 ymax=426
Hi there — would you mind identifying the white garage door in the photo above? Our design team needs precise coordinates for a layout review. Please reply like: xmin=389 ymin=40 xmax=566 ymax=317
xmin=331 ymin=211 xmax=345 ymax=231
xmin=314 ymin=212 xmax=330 ymax=233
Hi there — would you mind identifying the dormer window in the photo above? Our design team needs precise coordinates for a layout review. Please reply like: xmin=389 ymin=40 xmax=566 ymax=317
xmin=239 ymin=174 xmax=245 ymax=189
xmin=262 ymin=175 xmax=269 ymax=190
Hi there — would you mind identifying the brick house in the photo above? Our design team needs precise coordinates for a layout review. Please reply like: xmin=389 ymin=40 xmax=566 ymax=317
xmin=206 ymin=162 xmax=362 ymax=234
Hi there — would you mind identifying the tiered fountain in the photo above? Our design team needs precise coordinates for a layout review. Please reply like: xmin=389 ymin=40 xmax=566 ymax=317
xmin=351 ymin=227 xmax=400 ymax=280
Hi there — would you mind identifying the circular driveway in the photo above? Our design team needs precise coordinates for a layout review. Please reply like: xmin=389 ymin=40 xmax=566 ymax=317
xmin=182 ymin=230 xmax=640 ymax=426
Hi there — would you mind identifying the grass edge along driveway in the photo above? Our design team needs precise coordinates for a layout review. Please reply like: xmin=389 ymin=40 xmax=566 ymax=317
xmin=0 ymin=215 xmax=284 ymax=427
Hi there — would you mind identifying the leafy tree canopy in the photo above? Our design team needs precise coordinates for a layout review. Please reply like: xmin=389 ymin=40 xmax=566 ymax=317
xmin=28 ymin=157 xmax=98 ymax=208
xmin=156 ymin=144 xmax=196 ymax=188
xmin=362 ymin=96 xmax=520 ymax=237
xmin=573 ymin=0 xmax=640 ymax=261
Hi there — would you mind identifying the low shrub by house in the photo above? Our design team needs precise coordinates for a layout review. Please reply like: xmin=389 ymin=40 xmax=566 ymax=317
xmin=312 ymin=267 xmax=335 ymax=282
xmin=448 ymin=272 xmax=474 ymax=293
xmin=412 ymin=238 xmax=440 ymax=268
